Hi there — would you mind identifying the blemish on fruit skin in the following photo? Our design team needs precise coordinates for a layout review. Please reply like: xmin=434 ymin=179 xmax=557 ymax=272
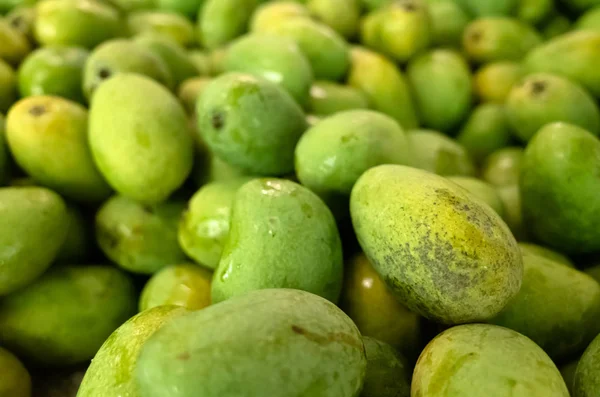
xmin=211 ymin=110 xmax=225 ymax=130
xmin=177 ymin=352 xmax=190 ymax=361
xmin=290 ymin=325 xmax=363 ymax=349
xmin=29 ymin=105 xmax=46 ymax=116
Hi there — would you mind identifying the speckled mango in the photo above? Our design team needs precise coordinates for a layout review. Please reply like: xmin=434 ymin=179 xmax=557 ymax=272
xmin=361 ymin=337 xmax=410 ymax=397
xmin=574 ymin=333 xmax=600 ymax=397
xmin=135 ymin=288 xmax=367 ymax=397
xmin=0 ymin=347 xmax=31 ymax=397
xmin=350 ymin=165 xmax=522 ymax=324
xmin=408 ymin=130 xmax=476 ymax=176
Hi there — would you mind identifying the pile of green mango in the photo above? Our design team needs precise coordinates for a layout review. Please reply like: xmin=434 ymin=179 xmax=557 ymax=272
xmin=2 ymin=0 xmax=600 ymax=395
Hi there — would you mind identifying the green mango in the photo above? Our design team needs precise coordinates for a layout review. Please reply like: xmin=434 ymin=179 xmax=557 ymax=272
xmin=506 ymin=73 xmax=600 ymax=142
xmin=0 ymin=347 xmax=31 ymax=397
xmin=34 ymin=0 xmax=123 ymax=49
xmin=407 ymin=49 xmax=473 ymax=132
xmin=350 ymin=165 xmax=522 ymax=324
xmin=56 ymin=204 xmax=90 ymax=264
xmin=96 ymin=195 xmax=187 ymax=275
xmin=560 ymin=358 xmax=580 ymax=396
xmin=525 ymin=31 xmax=600 ymax=99
xmin=457 ymin=0 xmax=518 ymax=16
xmin=156 ymin=0 xmax=203 ymax=19
xmin=127 ymin=11 xmax=195 ymax=48
xmin=140 ymin=264 xmax=212 ymax=311
xmin=306 ymin=0 xmax=360 ymax=39
xmin=497 ymin=183 xmax=528 ymax=240
xmin=89 ymin=74 xmax=193 ymax=204
xmin=408 ymin=130 xmax=476 ymax=176
xmin=447 ymin=176 xmax=505 ymax=217
xmin=517 ymin=0 xmax=554 ymax=25
xmin=481 ymin=146 xmax=523 ymax=187
xmin=201 ymin=152 xmax=252 ymax=183
xmin=308 ymin=81 xmax=368 ymax=116
xmin=224 ymin=34 xmax=313 ymax=106
xmin=574 ymin=333 xmax=600 ymax=397
xmin=340 ymin=253 xmax=421 ymax=361
xmin=0 ymin=187 xmax=69 ymax=296
xmin=134 ymin=34 xmax=198 ymax=88
xmin=541 ymin=13 xmax=572 ymax=39
xmin=0 ymin=19 xmax=31 ymax=66
xmin=177 ymin=76 xmax=210 ymax=114
xmin=249 ymin=1 xmax=310 ymax=33
xmin=557 ymin=0 xmax=600 ymax=12
xmin=196 ymin=72 xmax=306 ymax=176
xmin=347 ymin=46 xmax=418 ymax=129
xmin=0 ymin=115 xmax=8 ymax=186
xmin=178 ymin=178 xmax=251 ymax=270
xmin=361 ymin=0 xmax=431 ymax=64
xmin=0 ymin=59 xmax=17 ymax=114
xmin=360 ymin=0 xmax=390 ymax=11
xmin=18 ymin=46 xmax=88 ymax=104
xmin=6 ymin=95 xmax=112 ymax=202
xmin=521 ymin=122 xmax=600 ymax=254
xmin=110 ymin=0 xmax=155 ymax=12
xmin=211 ymin=179 xmax=343 ymax=303
xmin=135 ymin=288 xmax=366 ymax=397
xmin=76 ymin=305 xmax=188 ymax=397
xmin=428 ymin=0 xmax=471 ymax=48
xmin=463 ymin=17 xmax=542 ymax=64
xmin=473 ymin=61 xmax=523 ymax=103
xmin=456 ymin=103 xmax=513 ymax=164
xmin=84 ymin=39 xmax=173 ymax=99
xmin=413 ymin=324 xmax=569 ymax=396
xmin=5 ymin=6 xmax=36 ymax=42
xmin=295 ymin=110 xmax=411 ymax=203
xmin=197 ymin=0 xmax=259 ymax=50
xmin=0 ymin=0 xmax=35 ymax=14
xmin=207 ymin=47 xmax=227 ymax=75
xmin=188 ymin=50 xmax=212 ymax=75
xmin=262 ymin=17 xmax=349 ymax=81
xmin=491 ymin=254 xmax=600 ymax=359
xmin=361 ymin=337 xmax=410 ymax=397
xmin=575 ymin=6 xmax=600 ymax=32
xmin=0 ymin=265 xmax=136 ymax=366
xmin=518 ymin=242 xmax=573 ymax=267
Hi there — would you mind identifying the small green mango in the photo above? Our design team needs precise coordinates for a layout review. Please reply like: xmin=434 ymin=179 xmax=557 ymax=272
xmin=412 ymin=324 xmax=569 ymax=396
xmin=6 ymin=95 xmax=112 ymax=202
xmin=360 ymin=0 xmax=391 ymax=11
xmin=0 ymin=19 xmax=31 ymax=66
xmin=0 ymin=186 xmax=69 ymax=296
xmin=128 ymin=11 xmax=196 ymax=47
xmin=0 ymin=347 xmax=31 ymax=397
xmin=177 ymin=76 xmax=210 ymax=114
xmin=56 ymin=204 xmax=91 ymax=264
xmin=76 ymin=305 xmax=189 ymax=397
xmin=0 ymin=59 xmax=17 ymax=114
xmin=408 ymin=130 xmax=476 ymax=176
xmin=575 ymin=6 xmax=600 ymax=32
xmin=517 ymin=0 xmax=554 ymax=25
xmin=187 ymin=50 xmax=212 ymax=75
xmin=5 ymin=7 xmax=36 ymax=42
xmin=350 ymin=165 xmax=522 ymax=324
xmin=197 ymin=0 xmax=259 ymax=50
xmin=361 ymin=337 xmax=410 ymax=397
xmin=308 ymin=81 xmax=369 ymax=116
xmin=89 ymin=73 xmax=193 ymax=204
xmin=407 ymin=49 xmax=473 ymax=132
xmin=307 ymin=0 xmax=360 ymax=39
xmin=521 ymin=122 xmax=600 ymax=254
xmin=135 ymin=288 xmax=366 ymax=397
xmin=574 ymin=333 xmax=600 ymax=397
xmin=428 ymin=0 xmax=471 ymax=48
xmin=473 ymin=61 xmax=523 ymax=103
xmin=448 ymin=176 xmax=505 ymax=217
xmin=0 ymin=265 xmax=137 ymax=366
xmin=212 ymin=179 xmax=343 ymax=303
xmin=506 ymin=73 xmax=600 ymax=142
xmin=347 ymin=46 xmax=418 ymax=129
xmin=481 ymin=147 xmax=523 ymax=187
xmin=249 ymin=1 xmax=310 ymax=33
xmin=561 ymin=358 xmax=580 ymax=396
xmin=457 ymin=0 xmax=518 ymax=16
xmin=0 ymin=115 xmax=8 ymax=185
xmin=497 ymin=183 xmax=528 ymax=240
xmin=518 ymin=242 xmax=573 ymax=267
xmin=541 ymin=13 xmax=572 ymax=39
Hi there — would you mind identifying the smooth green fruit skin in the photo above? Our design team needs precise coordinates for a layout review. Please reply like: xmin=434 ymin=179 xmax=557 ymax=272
xmin=6 ymin=96 xmax=112 ymax=203
xmin=56 ymin=204 xmax=90 ymax=264
xmin=517 ymin=0 xmax=554 ymax=25
xmin=5 ymin=7 xmax=37 ymax=41
xmin=177 ymin=76 xmax=210 ymax=114
xmin=250 ymin=1 xmax=310 ymax=33
xmin=96 ymin=195 xmax=187 ymax=275
xmin=295 ymin=110 xmax=411 ymax=201
xmin=178 ymin=178 xmax=252 ymax=270
xmin=84 ymin=39 xmax=173 ymax=99
xmin=481 ymin=147 xmax=523 ymax=187
xmin=490 ymin=254 xmax=600 ymax=359
xmin=574 ymin=333 xmax=600 ymax=397
xmin=458 ymin=0 xmax=518 ymax=16
xmin=0 ymin=265 xmax=137 ymax=366
xmin=497 ymin=183 xmax=528 ymax=240
xmin=448 ymin=176 xmax=505 ymax=218
xmin=0 ymin=115 xmax=9 ymax=186
xmin=407 ymin=49 xmax=472 ymax=132
xmin=136 ymin=288 xmax=366 ymax=397
xmin=474 ymin=61 xmax=523 ymax=103
xmin=0 ymin=187 xmax=69 ymax=296
xmin=76 ymin=305 xmax=188 ymax=397
xmin=0 ymin=347 xmax=31 ymax=397
xmin=428 ymin=0 xmax=471 ymax=47
xmin=525 ymin=31 xmax=600 ymax=99
xmin=18 ymin=46 xmax=88 ymax=104
xmin=89 ymin=73 xmax=193 ymax=204
xmin=224 ymin=34 xmax=314 ymax=106
xmin=413 ymin=324 xmax=569 ymax=397
xmin=576 ymin=6 xmax=600 ymax=32
xmin=408 ymin=130 xmax=476 ymax=176
xmin=198 ymin=0 xmax=259 ymax=50
xmin=34 ymin=0 xmax=123 ymax=49
xmin=197 ymin=72 xmax=307 ymax=176
xmin=350 ymin=165 xmax=522 ymax=324
xmin=212 ymin=179 xmax=343 ymax=304
xmin=109 ymin=0 xmax=154 ymax=12
xmin=0 ymin=59 xmax=17 ymax=114
xmin=308 ymin=81 xmax=368 ymax=116
xmin=0 ymin=19 xmax=31 ymax=66
xmin=347 ymin=47 xmax=418 ymax=129
xmin=307 ymin=0 xmax=360 ymax=39
xmin=155 ymin=0 xmax=203 ymax=21
xmin=506 ymin=73 xmax=600 ymax=142
xmin=361 ymin=337 xmax=410 ymax=397
xmin=456 ymin=103 xmax=513 ymax=164
xmin=518 ymin=242 xmax=573 ymax=267
xmin=541 ymin=14 xmax=572 ymax=39
xmin=262 ymin=17 xmax=349 ymax=81
xmin=128 ymin=11 xmax=196 ymax=48
xmin=521 ymin=122 xmax=600 ymax=254
xmin=561 ymin=358 xmax=580 ymax=396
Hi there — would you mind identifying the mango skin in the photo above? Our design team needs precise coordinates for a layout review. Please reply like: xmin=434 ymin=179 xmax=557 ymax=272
xmin=96 ymin=195 xmax=187 ymax=275
xmin=428 ymin=0 xmax=470 ymax=48
xmin=517 ymin=0 xmax=554 ymax=25
xmin=412 ymin=324 xmax=569 ymax=397
xmin=308 ymin=81 xmax=368 ymax=116
xmin=76 ymin=305 xmax=188 ymax=397
xmin=521 ymin=123 xmax=600 ymax=254
xmin=212 ymin=179 xmax=343 ymax=304
xmin=497 ymin=184 xmax=528 ymax=240
xmin=196 ymin=72 xmax=307 ymax=176
xmin=518 ymin=242 xmax=573 ymax=267
xmin=128 ymin=11 xmax=196 ymax=46
xmin=575 ymin=6 xmax=600 ymax=32
xmin=5 ymin=6 xmax=36 ymax=42
xmin=249 ymin=1 xmax=310 ymax=34
xmin=0 ymin=115 xmax=9 ymax=185
xmin=178 ymin=178 xmax=252 ymax=270
xmin=541 ymin=14 xmax=572 ymax=39
xmin=361 ymin=337 xmax=410 ymax=397
xmin=197 ymin=0 xmax=259 ymax=50
xmin=307 ymin=0 xmax=360 ymax=39
xmin=89 ymin=73 xmax=193 ymax=204
xmin=0 ymin=19 xmax=31 ymax=66
xmin=0 ymin=59 xmax=17 ymax=114
xmin=506 ymin=73 xmax=600 ymax=142
xmin=407 ymin=49 xmax=472 ymax=132
xmin=574 ymin=333 xmax=600 ymax=397
xmin=0 ymin=187 xmax=69 ymax=296
xmin=473 ymin=61 xmax=523 ymax=103
xmin=177 ymin=77 xmax=210 ymax=114
xmin=409 ymin=130 xmax=476 ymax=177
xmin=350 ymin=165 xmax=522 ymax=324
xmin=0 ymin=265 xmax=137 ymax=367
xmin=135 ymin=288 xmax=366 ymax=397
xmin=447 ymin=176 xmax=505 ymax=218
xmin=481 ymin=147 xmax=523 ymax=187
xmin=0 ymin=347 xmax=31 ymax=397
xmin=7 ymin=95 xmax=112 ymax=203
xmin=457 ymin=0 xmax=518 ymax=16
